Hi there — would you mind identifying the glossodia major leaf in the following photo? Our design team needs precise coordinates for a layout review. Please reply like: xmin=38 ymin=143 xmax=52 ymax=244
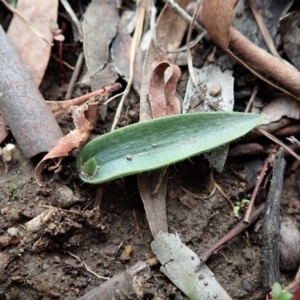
xmin=77 ymin=112 xmax=262 ymax=184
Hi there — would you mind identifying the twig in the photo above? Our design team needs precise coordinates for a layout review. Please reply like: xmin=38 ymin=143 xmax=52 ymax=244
xmin=65 ymin=52 xmax=84 ymax=100
xmin=46 ymin=83 xmax=122 ymax=116
xmin=66 ymin=251 xmax=109 ymax=280
xmin=186 ymin=0 xmax=222 ymax=111
xmin=214 ymin=181 xmax=234 ymax=210
xmin=163 ymin=0 xmax=204 ymax=32
xmin=0 ymin=26 xmax=63 ymax=158
xmin=244 ymin=84 xmax=259 ymax=113
xmin=228 ymin=27 xmax=300 ymax=98
xmin=60 ymin=0 xmax=83 ymax=41
xmin=257 ymin=128 xmax=300 ymax=162
xmin=51 ymin=54 xmax=75 ymax=70
xmin=111 ymin=0 xmax=146 ymax=131
xmin=167 ymin=31 xmax=206 ymax=53
xmin=248 ymin=0 xmax=280 ymax=58
xmin=201 ymin=203 xmax=265 ymax=262
xmin=243 ymin=151 xmax=274 ymax=224
xmin=226 ymin=49 xmax=300 ymax=102
xmin=180 ymin=185 xmax=216 ymax=200
xmin=262 ymin=148 xmax=285 ymax=292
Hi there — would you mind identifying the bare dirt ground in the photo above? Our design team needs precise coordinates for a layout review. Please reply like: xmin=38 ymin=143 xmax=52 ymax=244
xmin=0 ymin=142 xmax=297 ymax=299
xmin=1 ymin=1 xmax=300 ymax=299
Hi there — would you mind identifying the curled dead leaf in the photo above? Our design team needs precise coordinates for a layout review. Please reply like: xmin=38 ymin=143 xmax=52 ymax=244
xmin=35 ymin=96 xmax=105 ymax=186
xmin=202 ymin=0 xmax=238 ymax=50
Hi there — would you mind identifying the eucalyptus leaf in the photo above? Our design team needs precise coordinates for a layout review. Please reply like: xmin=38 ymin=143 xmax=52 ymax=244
xmin=77 ymin=112 xmax=262 ymax=184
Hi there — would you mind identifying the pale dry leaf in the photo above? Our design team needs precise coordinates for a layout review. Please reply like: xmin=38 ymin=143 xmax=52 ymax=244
xmin=183 ymin=62 xmax=234 ymax=172
xmin=138 ymin=62 xmax=181 ymax=237
xmin=260 ymin=95 xmax=300 ymax=126
xmin=7 ymin=0 xmax=58 ymax=86
xmin=83 ymin=0 xmax=119 ymax=119
xmin=151 ymin=232 xmax=232 ymax=299
xmin=138 ymin=0 xmax=190 ymax=238
xmin=83 ymin=0 xmax=119 ymax=87
xmin=202 ymin=0 xmax=237 ymax=50
xmin=111 ymin=31 xmax=143 ymax=94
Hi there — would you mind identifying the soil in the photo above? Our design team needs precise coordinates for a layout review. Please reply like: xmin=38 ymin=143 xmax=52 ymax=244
xmin=1 ymin=3 xmax=299 ymax=300
xmin=0 ymin=140 xmax=298 ymax=299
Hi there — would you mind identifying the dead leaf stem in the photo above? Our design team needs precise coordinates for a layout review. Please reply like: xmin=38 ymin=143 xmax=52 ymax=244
xmin=60 ymin=0 xmax=83 ymax=41
xmin=186 ymin=0 xmax=222 ymax=111
xmin=65 ymin=52 xmax=84 ymax=100
xmin=248 ymin=0 xmax=280 ymax=58
xmin=46 ymin=83 xmax=122 ymax=116
xmin=201 ymin=203 xmax=265 ymax=262
xmin=243 ymin=151 xmax=273 ymax=224
xmin=257 ymin=128 xmax=300 ymax=162
xmin=111 ymin=0 xmax=146 ymax=131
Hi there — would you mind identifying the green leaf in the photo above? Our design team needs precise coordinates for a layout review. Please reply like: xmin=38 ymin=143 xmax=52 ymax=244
xmin=233 ymin=206 xmax=240 ymax=217
xmin=278 ymin=292 xmax=293 ymax=300
xmin=241 ymin=199 xmax=250 ymax=205
xmin=77 ymin=112 xmax=262 ymax=184
xmin=271 ymin=283 xmax=282 ymax=299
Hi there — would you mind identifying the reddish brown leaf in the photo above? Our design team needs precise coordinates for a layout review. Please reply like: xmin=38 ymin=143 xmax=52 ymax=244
xmin=137 ymin=0 xmax=189 ymax=238
xmin=149 ymin=62 xmax=181 ymax=118
xmin=140 ymin=0 xmax=191 ymax=121
xmin=138 ymin=61 xmax=181 ymax=237
xmin=202 ymin=0 xmax=237 ymax=49
xmin=35 ymin=96 xmax=105 ymax=186
xmin=7 ymin=0 xmax=58 ymax=86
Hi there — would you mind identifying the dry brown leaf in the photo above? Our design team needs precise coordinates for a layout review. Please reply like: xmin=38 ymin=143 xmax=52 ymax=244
xmin=260 ymin=96 xmax=300 ymax=126
xmin=138 ymin=0 xmax=190 ymax=238
xmin=35 ymin=95 xmax=106 ymax=186
xmin=149 ymin=62 xmax=181 ymax=117
xmin=111 ymin=31 xmax=143 ymax=94
xmin=83 ymin=0 xmax=119 ymax=90
xmin=138 ymin=61 xmax=181 ymax=237
xmin=140 ymin=0 xmax=191 ymax=121
xmin=202 ymin=0 xmax=237 ymax=50
xmin=7 ymin=0 xmax=58 ymax=86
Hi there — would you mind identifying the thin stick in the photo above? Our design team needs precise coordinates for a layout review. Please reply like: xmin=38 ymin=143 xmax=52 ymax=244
xmin=257 ymin=128 xmax=300 ymax=162
xmin=51 ymin=54 xmax=75 ymax=70
xmin=65 ymin=52 xmax=84 ymax=100
xmin=66 ymin=251 xmax=109 ymax=280
xmin=201 ymin=203 xmax=265 ymax=262
xmin=214 ymin=181 xmax=234 ymax=210
xmin=60 ymin=0 xmax=83 ymax=41
xmin=180 ymin=185 xmax=216 ymax=200
xmin=185 ymin=0 xmax=222 ymax=111
xmin=243 ymin=152 xmax=274 ymax=224
xmin=244 ymin=84 xmax=259 ymax=113
xmin=248 ymin=0 xmax=280 ymax=58
xmin=46 ymin=83 xmax=122 ymax=115
xmin=163 ymin=0 xmax=204 ymax=32
xmin=111 ymin=0 xmax=146 ymax=131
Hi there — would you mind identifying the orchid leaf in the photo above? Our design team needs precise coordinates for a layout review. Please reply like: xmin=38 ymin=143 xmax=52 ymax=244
xmin=77 ymin=112 xmax=262 ymax=184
